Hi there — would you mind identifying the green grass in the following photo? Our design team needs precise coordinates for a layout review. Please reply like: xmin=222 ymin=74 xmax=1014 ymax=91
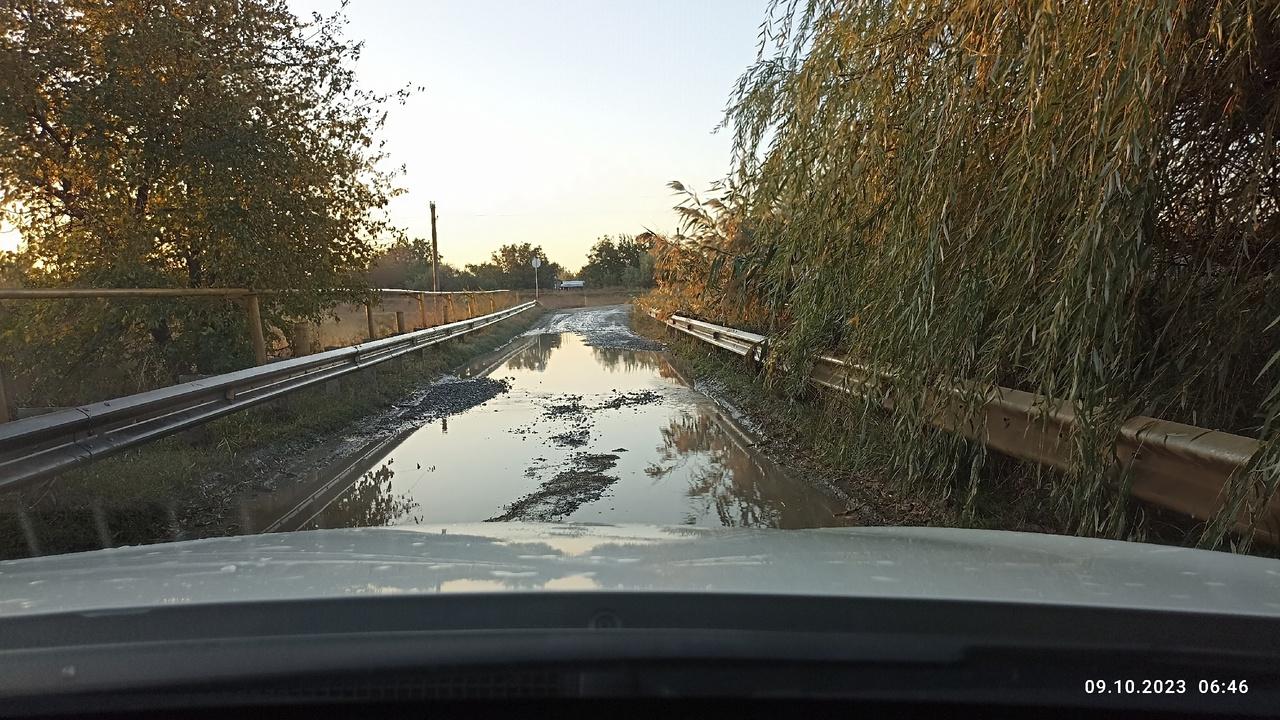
xmin=0 ymin=309 xmax=544 ymax=559
xmin=634 ymin=308 xmax=1093 ymax=537
xmin=637 ymin=308 xmax=1280 ymax=557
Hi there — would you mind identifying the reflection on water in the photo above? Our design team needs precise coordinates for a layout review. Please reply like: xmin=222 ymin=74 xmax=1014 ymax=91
xmin=590 ymin=346 xmax=664 ymax=373
xmin=504 ymin=334 xmax=559 ymax=372
xmin=652 ymin=413 xmax=825 ymax=528
xmin=0 ymin=325 xmax=848 ymax=562
xmin=299 ymin=332 xmax=850 ymax=531
xmin=322 ymin=462 xmax=421 ymax=528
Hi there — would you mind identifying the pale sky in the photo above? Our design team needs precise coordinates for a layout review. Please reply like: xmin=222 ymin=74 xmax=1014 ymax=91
xmin=291 ymin=0 xmax=769 ymax=269
xmin=0 ymin=1 xmax=769 ymax=267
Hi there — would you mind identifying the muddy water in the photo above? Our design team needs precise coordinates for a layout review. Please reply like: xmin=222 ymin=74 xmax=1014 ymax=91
xmin=281 ymin=315 xmax=850 ymax=531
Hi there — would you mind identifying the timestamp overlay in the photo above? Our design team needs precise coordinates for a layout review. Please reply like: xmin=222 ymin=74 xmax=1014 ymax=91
xmin=1083 ymin=679 xmax=1252 ymax=696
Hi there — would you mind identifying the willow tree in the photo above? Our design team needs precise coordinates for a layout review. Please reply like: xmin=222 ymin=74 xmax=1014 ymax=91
xmin=660 ymin=1 xmax=1280 ymax=546
xmin=0 ymin=0 xmax=406 ymax=398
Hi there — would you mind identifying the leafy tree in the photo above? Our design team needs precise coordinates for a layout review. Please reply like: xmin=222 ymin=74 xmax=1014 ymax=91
xmin=368 ymin=239 xmax=567 ymax=292
xmin=367 ymin=242 xmax=421 ymax=289
xmin=487 ymin=243 xmax=541 ymax=276
xmin=368 ymin=237 xmax=474 ymax=292
xmin=0 ymin=0 xmax=401 ymax=296
xmin=581 ymin=237 xmax=624 ymax=286
xmin=464 ymin=243 xmax=564 ymax=290
xmin=0 ymin=0 xmax=405 ymax=399
xmin=581 ymin=233 xmax=654 ymax=287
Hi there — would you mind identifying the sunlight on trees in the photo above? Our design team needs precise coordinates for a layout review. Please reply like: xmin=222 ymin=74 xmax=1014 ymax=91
xmin=580 ymin=234 xmax=655 ymax=288
xmin=0 ymin=0 xmax=407 ymax=400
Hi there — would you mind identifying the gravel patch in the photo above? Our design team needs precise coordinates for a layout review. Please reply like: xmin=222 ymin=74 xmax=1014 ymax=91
xmin=549 ymin=428 xmax=590 ymax=448
xmin=542 ymin=395 xmax=586 ymax=419
xmin=401 ymin=376 xmax=512 ymax=421
xmin=488 ymin=452 xmax=621 ymax=522
xmin=594 ymin=389 xmax=662 ymax=411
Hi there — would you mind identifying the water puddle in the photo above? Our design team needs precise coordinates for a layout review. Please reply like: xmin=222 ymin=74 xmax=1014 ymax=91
xmin=283 ymin=322 xmax=850 ymax=530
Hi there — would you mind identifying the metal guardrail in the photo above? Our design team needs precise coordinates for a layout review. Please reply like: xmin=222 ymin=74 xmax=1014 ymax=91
xmin=0 ymin=301 xmax=537 ymax=489
xmin=0 ymin=287 xmax=521 ymax=374
xmin=0 ymin=287 xmax=523 ymax=422
xmin=658 ymin=312 xmax=1277 ymax=543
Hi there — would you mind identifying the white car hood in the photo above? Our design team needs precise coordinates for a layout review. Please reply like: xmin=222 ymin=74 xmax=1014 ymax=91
xmin=0 ymin=523 xmax=1277 ymax=618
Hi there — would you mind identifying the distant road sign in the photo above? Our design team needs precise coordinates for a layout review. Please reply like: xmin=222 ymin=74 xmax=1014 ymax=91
xmin=531 ymin=257 xmax=542 ymax=268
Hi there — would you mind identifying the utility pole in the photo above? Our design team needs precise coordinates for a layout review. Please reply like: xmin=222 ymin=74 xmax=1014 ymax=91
xmin=429 ymin=201 xmax=440 ymax=293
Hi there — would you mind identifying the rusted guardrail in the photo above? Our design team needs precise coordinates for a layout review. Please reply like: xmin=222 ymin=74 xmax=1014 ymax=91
xmin=657 ymin=312 xmax=1277 ymax=543
xmin=0 ymin=301 xmax=537 ymax=488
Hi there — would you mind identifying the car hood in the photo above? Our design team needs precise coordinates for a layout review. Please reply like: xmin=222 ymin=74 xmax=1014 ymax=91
xmin=0 ymin=523 xmax=1277 ymax=619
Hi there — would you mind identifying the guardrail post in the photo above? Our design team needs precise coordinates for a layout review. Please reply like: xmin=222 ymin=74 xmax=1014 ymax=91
xmin=0 ymin=365 xmax=13 ymax=424
xmin=395 ymin=311 xmax=407 ymax=334
xmin=417 ymin=293 xmax=428 ymax=328
xmin=365 ymin=301 xmax=377 ymax=340
xmin=290 ymin=322 xmax=313 ymax=357
xmin=16 ymin=509 xmax=40 ymax=557
xmin=92 ymin=503 xmax=113 ymax=548
xmin=246 ymin=294 xmax=267 ymax=366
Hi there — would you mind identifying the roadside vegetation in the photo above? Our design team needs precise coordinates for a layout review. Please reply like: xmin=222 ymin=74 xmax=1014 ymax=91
xmin=0 ymin=0 xmax=405 ymax=406
xmin=0 ymin=0 xmax=662 ymax=411
xmin=576 ymin=234 xmax=657 ymax=289
xmin=366 ymin=233 xmax=658 ymax=294
xmin=643 ymin=1 xmax=1280 ymax=551
xmin=367 ymin=240 xmax=571 ymax=292
xmin=0 ymin=310 xmax=542 ymax=559
xmin=636 ymin=311 xmax=1210 ymax=547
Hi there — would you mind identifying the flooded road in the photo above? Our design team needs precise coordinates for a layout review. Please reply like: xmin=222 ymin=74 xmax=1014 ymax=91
xmin=278 ymin=306 xmax=850 ymax=531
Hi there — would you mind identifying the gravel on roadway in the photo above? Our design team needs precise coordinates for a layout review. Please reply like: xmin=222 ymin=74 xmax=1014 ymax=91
xmin=522 ymin=304 xmax=664 ymax=351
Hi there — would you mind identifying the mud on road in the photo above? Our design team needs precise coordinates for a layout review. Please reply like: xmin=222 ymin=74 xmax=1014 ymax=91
xmin=522 ymin=304 xmax=664 ymax=352
xmin=251 ymin=305 xmax=672 ymax=529
xmin=490 ymin=306 xmax=671 ymax=522
xmin=262 ymin=303 xmax=850 ymax=532
xmin=488 ymin=452 xmax=622 ymax=522
xmin=2 ymin=303 xmax=852 ymax=560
